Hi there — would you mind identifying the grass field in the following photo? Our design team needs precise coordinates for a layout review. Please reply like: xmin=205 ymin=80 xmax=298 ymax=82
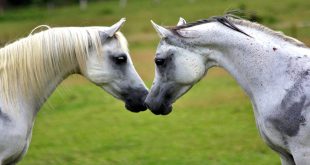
xmin=0 ymin=0 xmax=309 ymax=164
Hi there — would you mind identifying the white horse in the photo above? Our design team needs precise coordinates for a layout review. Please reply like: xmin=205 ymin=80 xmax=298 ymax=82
xmin=145 ymin=16 xmax=310 ymax=165
xmin=0 ymin=18 xmax=148 ymax=164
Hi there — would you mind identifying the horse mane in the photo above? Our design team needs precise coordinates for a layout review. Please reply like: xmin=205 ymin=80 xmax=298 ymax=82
xmin=171 ymin=16 xmax=251 ymax=37
xmin=170 ymin=15 xmax=307 ymax=48
xmin=0 ymin=26 xmax=127 ymax=110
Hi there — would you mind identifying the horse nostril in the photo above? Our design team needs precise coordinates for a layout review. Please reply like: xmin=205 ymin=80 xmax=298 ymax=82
xmin=145 ymin=89 xmax=149 ymax=94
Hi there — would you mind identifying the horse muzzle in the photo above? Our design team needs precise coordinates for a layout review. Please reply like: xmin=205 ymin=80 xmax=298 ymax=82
xmin=144 ymin=96 xmax=173 ymax=115
xmin=123 ymin=87 xmax=148 ymax=112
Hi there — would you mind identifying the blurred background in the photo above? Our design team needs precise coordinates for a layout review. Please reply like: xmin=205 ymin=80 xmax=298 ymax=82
xmin=1 ymin=0 xmax=308 ymax=164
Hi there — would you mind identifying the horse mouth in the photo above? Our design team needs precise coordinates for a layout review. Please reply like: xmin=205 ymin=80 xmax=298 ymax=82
xmin=122 ymin=87 xmax=149 ymax=112
xmin=125 ymin=102 xmax=148 ymax=112
xmin=145 ymin=102 xmax=173 ymax=115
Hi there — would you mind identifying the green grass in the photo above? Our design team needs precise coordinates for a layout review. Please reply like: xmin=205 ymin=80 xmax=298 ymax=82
xmin=0 ymin=0 xmax=308 ymax=164
xmin=21 ymin=72 xmax=279 ymax=165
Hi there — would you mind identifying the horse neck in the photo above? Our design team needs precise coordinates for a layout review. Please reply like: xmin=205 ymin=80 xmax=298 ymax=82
xmin=22 ymin=63 xmax=76 ymax=123
xmin=26 ymin=52 xmax=79 ymax=113
xmin=197 ymin=24 xmax=310 ymax=112
xmin=0 ymin=36 xmax=80 ymax=118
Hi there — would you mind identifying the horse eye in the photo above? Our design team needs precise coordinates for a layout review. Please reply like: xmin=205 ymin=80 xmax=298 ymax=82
xmin=155 ymin=58 xmax=165 ymax=66
xmin=114 ymin=55 xmax=127 ymax=64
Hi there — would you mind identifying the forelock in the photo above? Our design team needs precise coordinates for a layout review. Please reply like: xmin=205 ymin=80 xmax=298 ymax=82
xmin=114 ymin=31 xmax=129 ymax=53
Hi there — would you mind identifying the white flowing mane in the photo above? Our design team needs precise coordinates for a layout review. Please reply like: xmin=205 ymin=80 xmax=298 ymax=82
xmin=0 ymin=26 xmax=128 ymax=110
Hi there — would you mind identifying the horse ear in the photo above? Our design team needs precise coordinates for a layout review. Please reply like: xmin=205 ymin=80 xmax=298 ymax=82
xmin=177 ymin=17 xmax=186 ymax=26
xmin=104 ymin=18 xmax=126 ymax=37
xmin=151 ymin=20 xmax=172 ymax=39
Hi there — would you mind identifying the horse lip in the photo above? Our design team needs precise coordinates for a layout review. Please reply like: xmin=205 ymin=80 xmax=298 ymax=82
xmin=160 ymin=105 xmax=172 ymax=115
xmin=145 ymin=102 xmax=173 ymax=115
xmin=125 ymin=103 xmax=148 ymax=112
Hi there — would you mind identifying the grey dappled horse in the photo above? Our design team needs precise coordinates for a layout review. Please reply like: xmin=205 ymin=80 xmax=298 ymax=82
xmin=145 ymin=16 xmax=310 ymax=165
